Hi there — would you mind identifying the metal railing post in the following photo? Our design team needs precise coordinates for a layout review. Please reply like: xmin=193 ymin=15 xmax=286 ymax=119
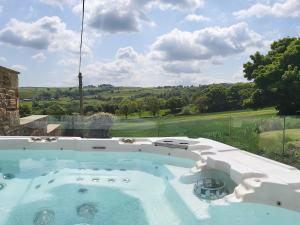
xmin=229 ymin=113 xmax=232 ymax=138
xmin=282 ymin=116 xmax=286 ymax=155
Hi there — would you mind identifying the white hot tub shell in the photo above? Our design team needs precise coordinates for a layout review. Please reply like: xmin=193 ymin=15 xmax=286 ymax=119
xmin=0 ymin=136 xmax=300 ymax=212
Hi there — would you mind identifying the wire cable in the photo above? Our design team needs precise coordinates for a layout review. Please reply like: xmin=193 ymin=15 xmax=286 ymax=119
xmin=78 ymin=0 xmax=85 ymax=115
xmin=78 ymin=0 xmax=85 ymax=74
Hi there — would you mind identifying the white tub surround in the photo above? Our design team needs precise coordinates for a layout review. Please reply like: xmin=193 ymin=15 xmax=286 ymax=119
xmin=0 ymin=136 xmax=300 ymax=212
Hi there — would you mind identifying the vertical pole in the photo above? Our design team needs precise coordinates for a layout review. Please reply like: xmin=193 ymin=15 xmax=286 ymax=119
xmin=78 ymin=0 xmax=85 ymax=116
xmin=282 ymin=116 xmax=286 ymax=155
xmin=72 ymin=115 xmax=75 ymax=137
xmin=157 ymin=112 xmax=160 ymax=137
xmin=229 ymin=113 xmax=232 ymax=138
xmin=78 ymin=72 xmax=83 ymax=115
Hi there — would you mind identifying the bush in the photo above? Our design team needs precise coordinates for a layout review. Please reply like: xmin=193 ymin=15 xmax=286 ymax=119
xmin=180 ymin=105 xmax=197 ymax=115
xmin=20 ymin=105 xmax=32 ymax=117
xmin=44 ymin=104 xmax=67 ymax=116
xmin=86 ymin=113 xmax=115 ymax=138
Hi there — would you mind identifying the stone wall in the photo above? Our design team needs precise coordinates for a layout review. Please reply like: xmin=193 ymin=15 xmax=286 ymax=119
xmin=0 ymin=66 xmax=61 ymax=137
xmin=47 ymin=124 xmax=61 ymax=136
xmin=0 ymin=66 xmax=20 ymax=135
xmin=19 ymin=115 xmax=48 ymax=136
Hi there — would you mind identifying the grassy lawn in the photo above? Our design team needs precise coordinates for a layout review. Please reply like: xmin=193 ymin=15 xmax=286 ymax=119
xmin=259 ymin=129 xmax=300 ymax=154
xmin=261 ymin=129 xmax=300 ymax=141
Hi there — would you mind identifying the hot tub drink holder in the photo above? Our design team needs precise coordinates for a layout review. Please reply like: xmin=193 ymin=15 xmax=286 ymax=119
xmin=194 ymin=178 xmax=228 ymax=200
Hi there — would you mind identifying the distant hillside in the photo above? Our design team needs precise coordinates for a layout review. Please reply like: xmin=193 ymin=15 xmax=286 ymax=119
xmin=19 ymin=82 xmax=273 ymax=117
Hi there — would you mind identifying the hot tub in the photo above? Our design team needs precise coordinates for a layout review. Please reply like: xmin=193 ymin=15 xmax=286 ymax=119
xmin=0 ymin=137 xmax=299 ymax=225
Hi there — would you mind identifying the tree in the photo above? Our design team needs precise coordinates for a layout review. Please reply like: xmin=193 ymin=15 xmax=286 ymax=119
xmin=146 ymin=97 xmax=160 ymax=117
xmin=118 ymin=99 xmax=137 ymax=118
xmin=136 ymin=99 xmax=145 ymax=117
xmin=195 ymin=96 xmax=209 ymax=113
xmin=227 ymin=83 xmax=254 ymax=110
xmin=118 ymin=101 xmax=130 ymax=118
xmin=102 ymin=103 xmax=118 ymax=114
xmin=204 ymin=85 xmax=229 ymax=112
xmin=244 ymin=37 xmax=300 ymax=115
xmin=84 ymin=105 xmax=98 ymax=114
xmin=278 ymin=66 xmax=300 ymax=114
xmin=45 ymin=104 xmax=67 ymax=116
xmin=54 ymin=89 xmax=62 ymax=99
xmin=40 ymin=91 xmax=52 ymax=99
xmin=166 ymin=97 xmax=184 ymax=114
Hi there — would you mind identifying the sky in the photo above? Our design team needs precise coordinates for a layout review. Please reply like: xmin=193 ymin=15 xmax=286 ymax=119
xmin=0 ymin=0 xmax=299 ymax=87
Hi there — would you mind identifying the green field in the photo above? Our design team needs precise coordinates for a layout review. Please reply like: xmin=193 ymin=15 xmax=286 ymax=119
xmin=260 ymin=129 xmax=300 ymax=152
xmin=112 ymin=108 xmax=276 ymax=134
xmin=261 ymin=129 xmax=300 ymax=141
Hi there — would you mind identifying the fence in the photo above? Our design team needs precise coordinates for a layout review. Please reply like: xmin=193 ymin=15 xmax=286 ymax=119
xmin=111 ymin=114 xmax=300 ymax=168
xmin=2 ymin=113 xmax=300 ymax=168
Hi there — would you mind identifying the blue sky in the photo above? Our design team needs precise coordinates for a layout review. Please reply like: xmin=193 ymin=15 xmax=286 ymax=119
xmin=0 ymin=0 xmax=299 ymax=87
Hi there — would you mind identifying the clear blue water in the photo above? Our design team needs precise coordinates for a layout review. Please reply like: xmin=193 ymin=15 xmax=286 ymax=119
xmin=0 ymin=150 xmax=299 ymax=225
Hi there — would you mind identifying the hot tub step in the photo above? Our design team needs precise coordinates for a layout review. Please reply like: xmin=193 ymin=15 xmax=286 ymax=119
xmin=234 ymin=184 xmax=254 ymax=199
xmin=242 ymin=178 xmax=263 ymax=189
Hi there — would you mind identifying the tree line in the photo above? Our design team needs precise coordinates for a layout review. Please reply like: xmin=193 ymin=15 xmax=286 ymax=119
xmin=20 ymin=82 xmax=256 ymax=118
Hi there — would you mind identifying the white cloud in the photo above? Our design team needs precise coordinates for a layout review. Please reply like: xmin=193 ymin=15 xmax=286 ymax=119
xmin=150 ymin=23 xmax=263 ymax=62
xmin=73 ymin=0 xmax=152 ymax=33
xmin=84 ymin=60 xmax=133 ymax=84
xmin=32 ymin=52 xmax=47 ymax=62
xmin=60 ymin=47 xmax=169 ymax=86
xmin=116 ymin=47 xmax=138 ymax=61
xmin=162 ymin=61 xmax=201 ymax=73
xmin=80 ymin=44 xmax=224 ymax=87
xmin=184 ymin=14 xmax=211 ymax=22
xmin=12 ymin=64 xmax=27 ymax=71
xmin=76 ymin=23 xmax=265 ymax=86
xmin=144 ymin=0 xmax=205 ymax=11
xmin=73 ymin=0 xmax=204 ymax=33
xmin=82 ymin=58 xmax=223 ymax=86
xmin=234 ymin=0 xmax=300 ymax=19
xmin=0 ymin=16 xmax=91 ymax=54
xmin=82 ymin=59 xmax=209 ymax=86
xmin=39 ymin=0 xmax=77 ymax=9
